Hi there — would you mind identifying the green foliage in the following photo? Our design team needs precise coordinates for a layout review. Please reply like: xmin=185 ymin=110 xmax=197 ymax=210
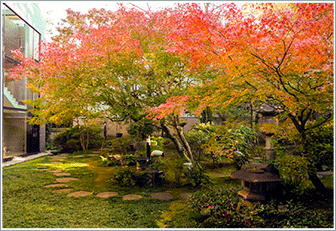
xmin=105 ymin=137 xmax=134 ymax=154
xmin=150 ymin=136 xmax=170 ymax=151
xmin=53 ymin=125 xmax=103 ymax=152
xmin=276 ymin=154 xmax=311 ymax=194
xmin=121 ymin=154 xmax=138 ymax=166
xmin=100 ymin=155 xmax=120 ymax=167
xmin=111 ymin=166 xmax=135 ymax=187
xmin=185 ymin=122 xmax=219 ymax=162
xmin=131 ymin=171 xmax=153 ymax=187
xmin=166 ymin=186 xmax=333 ymax=228
xmin=127 ymin=119 xmax=156 ymax=140
xmin=186 ymin=165 xmax=212 ymax=188
xmin=161 ymin=157 xmax=186 ymax=186
xmin=205 ymin=124 xmax=258 ymax=169
xmin=305 ymin=120 xmax=334 ymax=171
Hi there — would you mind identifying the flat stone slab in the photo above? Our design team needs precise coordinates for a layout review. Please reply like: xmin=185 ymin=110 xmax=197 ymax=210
xmin=180 ymin=193 xmax=191 ymax=200
xmin=67 ymin=191 xmax=91 ymax=197
xmin=151 ymin=192 xmax=174 ymax=200
xmin=123 ymin=194 xmax=142 ymax=200
xmin=56 ymin=177 xmax=79 ymax=182
xmin=45 ymin=184 xmax=69 ymax=188
xmin=53 ymin=188 xmax=73 ymax=193
xmin=54 ymin=172 xmax=71 ymax=176
xmin=73 ymin=155 xmax=84 ymax=158
xmin=96 ymin=191 xmax=119 ymax=198
xmin=48 ymin=170 xmax=62 ymax=173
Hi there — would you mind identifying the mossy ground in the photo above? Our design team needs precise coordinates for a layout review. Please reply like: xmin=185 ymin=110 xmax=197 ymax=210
xmin=2 ymin=152 xmax=238 ymax=228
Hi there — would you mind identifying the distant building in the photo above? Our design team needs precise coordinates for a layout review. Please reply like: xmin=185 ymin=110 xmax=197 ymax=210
xmin=2 ymin=2 xmax=47 ymax=158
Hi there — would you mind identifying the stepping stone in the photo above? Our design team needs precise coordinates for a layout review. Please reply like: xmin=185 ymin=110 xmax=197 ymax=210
xmin=56 ymin=177 xmax=79 ymax=182
xmin=45 ymin=184 xmax=69 ymax=188
xmin=54 ymin=172 xmax=71 ymax=176
xmin=96 ymin=191 xmax=119 ymax=198
xmin=48 ymin=170 xmax=62 ymax=173
xmin=123 ymin=194 xmax=142 ymax=200
xmin=180 ymin=193 xmax=191 ymax=200
xmin=67 ymin=191 xmax=91 ymax=197
xmin=73 ymin=155 xmax=84 ymax=158
xmin=53 ymin=188 xmax=73 ymax=193
xmin=151 ymin=192 xmax=174 ymax=200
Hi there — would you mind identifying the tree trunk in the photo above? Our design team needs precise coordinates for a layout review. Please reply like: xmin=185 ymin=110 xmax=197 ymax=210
xmin=159 ymin=120 xmax=192 ymax=163
xmin=308 ymin=172 xmax=327 ymax=194
xmin=77 ymin=119 xmax=86 ymax=151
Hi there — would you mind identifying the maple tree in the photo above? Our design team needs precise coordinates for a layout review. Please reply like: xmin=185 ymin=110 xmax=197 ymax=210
xmin=165 ymin=2 xmax=334 ymax=192
xmin=9 ymin=3 xmax=333 ymax=191
xmin=10 ymin=5 xmax=200 ymax=162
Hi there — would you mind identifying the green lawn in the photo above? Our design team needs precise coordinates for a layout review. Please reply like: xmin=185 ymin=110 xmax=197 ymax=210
xmin=2 ymin=152 xmax=333 ymax=228
xmin=2 ymin=153 xmax=205 ymax=228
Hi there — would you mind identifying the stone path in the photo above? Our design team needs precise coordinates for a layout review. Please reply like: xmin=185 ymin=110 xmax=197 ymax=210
xmin=179 ymin=193 xmax=191 ymax=200
xmin=54 ymin=172 xmax=71 ymax=176
xmin=56 ymin=177 xmax=80 ymax=182
xmin=151 ymin=192 xmax=174 ymax=200
xmin=44 ymin=156 xmax=192 ymax=201
xmin=53 ymin=188 xmax=73 ymax=194
xmin=45 ymin=184 xmax=68 ymax=188
xmin=123 ymin=194 xmax=143 ymax=200
xmin=67 ymin=191 xmax=91 ymax=197
xmin=96 ymin=191 xmax=119 ymax=198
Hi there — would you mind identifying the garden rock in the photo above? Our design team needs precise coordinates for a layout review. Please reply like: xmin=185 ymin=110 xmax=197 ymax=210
xmin=56 ymin=177 xmax=79 ymax=182
xmin=67 ymin=191 xmax=92 ymax=197
xmin=179 ymin=193 xmax=191 ymax=200
xmin=122 ymin=194 xmax=142 ymax=200
xmin=151 ymin=192 xmax=174 ymax=200
xmin=53 ymin=188 xmax=73 ymax=193
xmin=53 ymin=172 xmax=71 ymax=176
xmin=45 ymin=184 xmax=68 ymax=188
xmin=96 ymin=191 xmax=119 ymax=198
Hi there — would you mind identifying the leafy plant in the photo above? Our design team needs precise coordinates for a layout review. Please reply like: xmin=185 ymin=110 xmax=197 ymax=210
xmin=111 ymin=166 xmax=135 ymax=187
xmin=204 ymin=124 xmax=258 ymax=169
xmin=53 ymin=125 xmax=103 ymax=152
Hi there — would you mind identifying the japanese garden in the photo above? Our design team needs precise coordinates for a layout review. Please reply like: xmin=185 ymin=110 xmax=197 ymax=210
xmin=2 ymin=2 xmax=334 ymax=228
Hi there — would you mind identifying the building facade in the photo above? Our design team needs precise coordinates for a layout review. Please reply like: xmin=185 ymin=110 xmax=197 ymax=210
xmin=2 ymin=2 xmax=47 ymax=158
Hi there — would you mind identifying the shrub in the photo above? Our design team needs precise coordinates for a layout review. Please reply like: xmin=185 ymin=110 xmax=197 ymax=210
xmin=127 ymin=118 xmax=156 ymax=140
xmin=100 ymin=155 xmax=120 ymax=167
xmin=111 ymin=166 xmax=135 ymax=187
xmin=166 ymin=186 xmax=333 ymax=228
xmin=105 ymin=137 xmax=134 ymax=154
xmin=305 ymin=120 xmax=334 ymax=171
xmin=53 ymin=125 xmax=103 ymax=152
xmin=185 ymin=122 xmax=218 ymax=162
xmin=276 ymin=154 xmax=311 ymax=195
xmin=161 ymin=157 xmax=186 ymax=186
xmin=186 ymin=165 xmax=212 ymax=188
xmin=204 ymin=124 xmax=258 ymax=169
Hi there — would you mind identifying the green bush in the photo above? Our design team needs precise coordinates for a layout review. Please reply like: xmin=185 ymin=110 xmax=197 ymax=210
xmin=305 ymin=121 xmax=334 ymax=171
xmin=100 ymin=155 xmax=120 ymax=167
xmin=127 ymin=119 xmax=156 ymax=140
xmin=105 ymin=137 xmax=134 ymax=154
xmin=111 ymin=166 xmax=135 ymax=187
xmin=166 ymin=186 xmax=333 ymax=228
xmin=161 ymin=157 xmax=186 ymax=186
xmin=186 ymin=165 xmax=212 ymax=188
xmin=276 ymin=154 xmax=311 ymax=195
xmin=53 ymin=125 xmax=103 ymax=152
xmin=204 ymin=124 xmax=258 ymax=170
xmin=185 ymin=122 xmax=218 ymax=162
